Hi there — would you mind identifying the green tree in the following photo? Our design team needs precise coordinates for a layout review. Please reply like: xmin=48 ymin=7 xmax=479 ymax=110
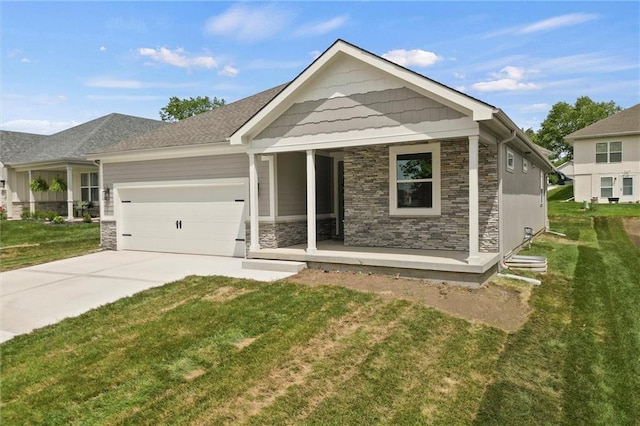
xmin=159 ymin=96 xmax=225 ymax=122
xmin=536 ymin=96 xmax=621 ymax=161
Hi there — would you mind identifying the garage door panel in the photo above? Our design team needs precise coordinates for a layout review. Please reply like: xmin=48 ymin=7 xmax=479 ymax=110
xmin=117 ymin=181 xmax=247 ymax=257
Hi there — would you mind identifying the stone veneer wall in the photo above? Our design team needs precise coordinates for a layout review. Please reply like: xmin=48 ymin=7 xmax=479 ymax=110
xmin=344 ymin=140 xmax=499 ymax=252
xmin=101 ymin=221 xmax=117 ymax=250
xmin=246 ymin=218 xmax=334 ymax=250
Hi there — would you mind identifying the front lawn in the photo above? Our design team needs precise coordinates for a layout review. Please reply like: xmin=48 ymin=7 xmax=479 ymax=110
xmin=0 ymin=220 xmax=100 ymax=271
xmin=2 ymin=214 xmax=639 ymax=424
xmin=548 ymin=186 xmax=640 ymax=217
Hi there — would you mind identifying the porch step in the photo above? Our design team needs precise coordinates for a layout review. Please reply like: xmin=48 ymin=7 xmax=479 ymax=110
xmin=242 ymin=259 xmax=307 ymax=273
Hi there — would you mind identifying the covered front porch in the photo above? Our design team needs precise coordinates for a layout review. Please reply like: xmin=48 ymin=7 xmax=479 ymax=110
xmin=248 ymin=240 xmax=501 ymax=285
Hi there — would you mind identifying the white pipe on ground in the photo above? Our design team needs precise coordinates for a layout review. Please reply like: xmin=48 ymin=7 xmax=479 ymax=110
xmin=497 ymin=272 xmax=541 ymax=286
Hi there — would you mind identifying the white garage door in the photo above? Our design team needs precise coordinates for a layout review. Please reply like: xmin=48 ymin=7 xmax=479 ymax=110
xmin=117 ymin=181 xmax=246 ymax=257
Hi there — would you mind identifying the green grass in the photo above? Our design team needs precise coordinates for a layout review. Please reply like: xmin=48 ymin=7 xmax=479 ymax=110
xmin=548 ymin=186 xmax=640 ymax=217
xmin=1 ymin=215 xmax=638 ymax=424
xmin=1 ymin=277 xmax=505 ymax=424
xmin=0 ymin=220 xmax=100 ymax=271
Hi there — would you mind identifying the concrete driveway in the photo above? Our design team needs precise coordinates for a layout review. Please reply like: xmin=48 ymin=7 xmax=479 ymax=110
xmin=1 ymin=251 xmax=296 ymax=343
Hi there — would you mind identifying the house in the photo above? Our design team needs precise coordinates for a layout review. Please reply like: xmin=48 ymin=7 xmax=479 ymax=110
xmin=565 ymin=104 xmax=640 ymax=203
xmin=91 ymin=40 xmax=553 ymax=284
xmin=0 ymin=113 xmax=165 ymax=219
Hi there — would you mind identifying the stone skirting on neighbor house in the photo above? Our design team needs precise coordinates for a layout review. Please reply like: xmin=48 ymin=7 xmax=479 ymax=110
xmin=343 ymin=140 xmax=499 ymax=252
xmin=246 ymin=218 xmax=335 ymax=250
xmin=100 ymin=221 xmax=117 ymax=250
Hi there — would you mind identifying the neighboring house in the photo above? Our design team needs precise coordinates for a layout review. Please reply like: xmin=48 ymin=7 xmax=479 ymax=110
xmin=0 ymin=113 xmax=165 ymax=219
xmin=556 ymin=161 xmax=574 ymax=179
xmin=91 ymin=40 xmax=553 ymax=284
xmin=0 ymin=131 xmax=47 ymax=215
xmin=566 ymin=104 xmax=640 ymax=203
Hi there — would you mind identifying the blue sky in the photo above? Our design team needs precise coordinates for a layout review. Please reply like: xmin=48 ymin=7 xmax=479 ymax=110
xmin=2 ymin=1 xmax=638 ymax=135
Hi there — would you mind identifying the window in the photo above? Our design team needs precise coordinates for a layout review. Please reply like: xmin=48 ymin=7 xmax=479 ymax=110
xmin=600 ymin=177 xmax=614 ymax=198
xmin=81 ymin=172 xmax=99 ymax=203
xmin=506 ymin=148 xmax=515 ymax=172
xmin=522 ymin=158 xmax=529 ymax=173
xmin=623 ymin=177 xmax=633 ymax=196
xmin=596 ymin=142 xmax=622 ymax=163
xmin=389 ymin=143 xmax=440 ymax=215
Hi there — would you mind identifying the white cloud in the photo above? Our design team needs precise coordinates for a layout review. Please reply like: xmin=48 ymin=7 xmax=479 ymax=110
xmin=521 ymin=103 xmax=550 ymax=113
xmin=100 ymin=46 xmax=107 ymax=52
xmin=21 ymin=58 xmax=31 ymax=63
xmin=382 ymin=49 xmax=442 ymax=67
xmin=85 ymin=95 xmax=165 ymax=102
xmin=85 ymin=77 xmax=197 ymax=89
xmin=138 ymin=47 xmax=217 ymax=70
xmin=310 ymin=50 xmax=322 ymax=60
xmin=485 ymin=13 xmax=599 ymax=38
xmin=219 ymin=65 xmax=239 ymax=77
xmin=518 ymin=13 xmax=598 ymax=34
xmin=295 ymin=15 xmax=348 ymax=36
xmin=472 ymin=66 xmax=539 ymax=92
xmin=204 ymin=4 xmax=290 ymax=42
xmin=0 ymin=119 xmax=79 ymax=135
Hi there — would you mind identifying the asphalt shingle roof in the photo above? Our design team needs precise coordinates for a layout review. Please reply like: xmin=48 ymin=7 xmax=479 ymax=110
xmin=0 ymin=131 xmax=48 ymax=163
xmin=566 ymin=103 xmax=640 ymax=139
xmin=97 ymin=84 xmax=288 ymax=154
xmin=7 ymin=113 xmax=165 ymax=165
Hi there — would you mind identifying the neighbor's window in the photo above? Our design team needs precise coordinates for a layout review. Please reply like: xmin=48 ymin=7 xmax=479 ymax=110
xmin=81 ymin=172 xmax=99 ymax=203
xmin=506 ymin=148 xmax=515 ymax=172
xmin=596 ymin=142 xmax=622 ymax=163
xmin=523 ymin=158 xmax=529 ymax=173
xmin=389 ymin=143 xmax=440 ymax=216
xmin=600 ymin=177 xmax=614 ymax=198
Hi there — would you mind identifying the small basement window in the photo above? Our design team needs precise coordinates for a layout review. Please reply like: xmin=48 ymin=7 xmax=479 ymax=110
xmin=389 ymin=143 xmax=441 ymax=216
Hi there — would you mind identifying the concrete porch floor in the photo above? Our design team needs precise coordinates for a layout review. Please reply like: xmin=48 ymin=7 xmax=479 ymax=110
xmin=249 ymin=240 xmax=501 ymax=284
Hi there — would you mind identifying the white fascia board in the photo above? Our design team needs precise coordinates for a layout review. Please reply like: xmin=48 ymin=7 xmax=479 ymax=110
xmin=92 ymin=143 xmax=246 ymax=164
xmin=248 ymin=117 xmax=478 ymax=154
xmin=232 ymin=40 xmax=494 ymax=146
xmin=11 ymin=160 xmax=96 ymax=172
xmin=230 ymin=44 xmax=346 ymax=146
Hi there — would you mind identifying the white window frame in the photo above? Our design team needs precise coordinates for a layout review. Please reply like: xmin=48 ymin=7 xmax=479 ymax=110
xmin=600 ymin=176 xmax=614 ymax=198
xmin=506 ymin=148 xmax=515 ymax=172
xmin=596 ymin=141 xmax=622 ymax=163
xmin=522 ymin=158 xmax=529 ymax=173
xmin=80 ymin=172 xmax=99 ymax=203
xmin=389 ymin=143 xmax=441 ymax=216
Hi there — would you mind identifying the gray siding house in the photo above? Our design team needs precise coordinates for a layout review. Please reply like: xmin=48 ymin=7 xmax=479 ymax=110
xmin=92 ymin=40 xmax=553 ymax=284
xmin=0 ymin=114 xmax=165 ymax=220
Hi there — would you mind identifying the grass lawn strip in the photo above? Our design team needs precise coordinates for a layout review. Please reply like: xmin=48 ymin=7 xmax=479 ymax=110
xmin=0 ymin=220 xmax=99 ymax=271
xmin=475 ymin=216 xmax=640 ymax=425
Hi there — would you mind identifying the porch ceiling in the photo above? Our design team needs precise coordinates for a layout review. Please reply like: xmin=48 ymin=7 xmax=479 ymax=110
xmin=249 ymin=240 xmax=500 ymax=275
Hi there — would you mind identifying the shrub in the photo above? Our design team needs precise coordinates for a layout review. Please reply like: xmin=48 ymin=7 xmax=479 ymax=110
xmin=46 ymin=211 xmax=58 ymax=221
xmin=83 ymin=213 xmax=92 ymax=223
xmin=52 ymin=215 xmax=65 ymax=224
xmin=0 ymin=206 xmax=7 ymax=221
xmin=21 ymin=211 xmax=33 ymax=220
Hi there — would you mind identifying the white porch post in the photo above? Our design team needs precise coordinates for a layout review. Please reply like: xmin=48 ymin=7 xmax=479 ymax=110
xmin=468 ymin=135 xmax=480 ymax=264
xmin=306 ymin=149 xmax=317 ymax=253
xmin=28 ymin=170 xmax=35 ymax=214
xmin=248 ymin=153 xmax=260 ymax=252
xmin=66 ymin=165 xmax=74 ymax=220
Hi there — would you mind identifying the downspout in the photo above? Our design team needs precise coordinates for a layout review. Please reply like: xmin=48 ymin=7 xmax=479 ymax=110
xmin=496 ymin=130 xmax=541 ymax=285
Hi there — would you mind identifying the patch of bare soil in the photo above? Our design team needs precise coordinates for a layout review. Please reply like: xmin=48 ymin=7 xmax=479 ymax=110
xmin=286 ymin=269 xmax=531 ymax=333
xmin=622 ymin=217 xmax=640 ymax=249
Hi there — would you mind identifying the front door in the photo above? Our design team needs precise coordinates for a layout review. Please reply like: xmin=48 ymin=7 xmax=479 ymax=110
xmin=621 ymin=176 xmax=634 ymax=202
